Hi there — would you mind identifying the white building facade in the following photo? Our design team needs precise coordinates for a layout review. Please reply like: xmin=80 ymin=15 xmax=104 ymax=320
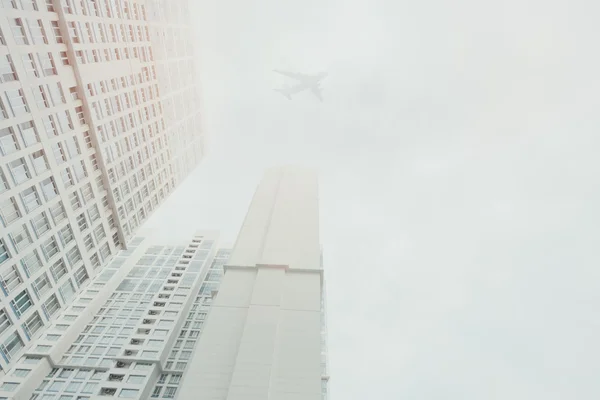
xmin=178 ymin=167 xmax=328 ymax=400
xmin=0 ymin=0 xmax=203 ymax=376
xmin=0 ymin=231 xmax=228 ymax=400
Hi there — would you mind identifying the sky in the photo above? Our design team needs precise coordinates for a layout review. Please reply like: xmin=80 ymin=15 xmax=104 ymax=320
xmin=145 ymin=0 xmax=600 ymax=398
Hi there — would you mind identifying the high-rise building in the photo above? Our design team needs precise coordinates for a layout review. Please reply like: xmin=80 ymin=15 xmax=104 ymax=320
xmin=0 ymin=231 xmax=227 ymax=400
xmin=0 ymin=167 xmax=329 ymax=400
xmin=0 ymin=0 xmax=202 ymax=373
xmin=178 ymin=167 xmax=328 ymax=400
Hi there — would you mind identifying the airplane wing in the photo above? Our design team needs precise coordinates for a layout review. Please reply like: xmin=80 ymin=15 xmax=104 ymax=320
xmin=273 ymin=70 xmax=309 ymax=82
xmin=310 ymin=86 xmax=323 ymax=102
xmin=274 ymin=84 xmax=308 ymax=100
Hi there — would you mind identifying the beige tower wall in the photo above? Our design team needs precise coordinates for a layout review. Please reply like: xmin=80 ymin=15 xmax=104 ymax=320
xmin=178 ymin=167 xmax=323 ymax=400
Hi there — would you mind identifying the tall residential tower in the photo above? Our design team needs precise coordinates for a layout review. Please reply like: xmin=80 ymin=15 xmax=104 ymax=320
xmin=0 ymin=0 xmax=203 ymax=374
xmin=179 ymin=167 xmax=328 ymax=400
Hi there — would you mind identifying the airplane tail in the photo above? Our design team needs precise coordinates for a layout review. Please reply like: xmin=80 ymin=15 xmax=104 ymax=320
xmin=274 ymin=88 xmax=292 ymax=100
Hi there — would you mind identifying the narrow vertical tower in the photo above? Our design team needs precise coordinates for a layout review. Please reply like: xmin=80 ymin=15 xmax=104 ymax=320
xmin=178 ymin=167 xmax=324 ymax=400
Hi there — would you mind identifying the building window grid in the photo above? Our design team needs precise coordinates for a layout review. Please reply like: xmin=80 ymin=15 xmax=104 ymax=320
xmin=0 ymin=20 xmax=206 ymax=360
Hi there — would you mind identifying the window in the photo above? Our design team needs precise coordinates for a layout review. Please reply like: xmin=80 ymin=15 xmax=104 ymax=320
xmin=0 ymin=309 xmax=11 ymax=337
xmin=31 ymin=150 xmax=48 ymax=174
xmin=81 ymin=183 xmax=93 ymax=202
xmin=42 ymin=237 xmax=60 ymax=260
xmin=67 ymin=21 xmax=79 ymax=42
xmin=42 ymin=114 xmax=59 ymax=137
xmin=90 ymin=253 xmax=101 ymax=269
xmin=106 ymin=347 xmax=118 ymax=356
xmin=10 ymin=290 xmax=32 ymax=317
xmin=9 ymin=158 xmax=30 ymax=185
xmin=0 ymin=55 xmax=17 ymax=83
xmin=90 ymin=370 xmax=105 ymax=380
xmin=82 ymin=382 xmax=97 ymax=393
xmin=5 ymin=89 xmax=29 ymax=116
xmin=99 ymin=243 xmax=110 ymax=261
xmin=0 ymin=265 xmax=21 ymax=295
xmin=0 ymin=332 xmax=23 ymax=362
xmin=150 ymin=386 xmax=161 ymax=398
xmin=49 ymin=201 xmax=66 ymax=224
xmin=0 ymin=197 xmax=20 ymax=226
xmin=65 ymin=381 xmax=81 ymax=393
xmin=48 ymin=380 xmax=64 ymax=391
xmin=23 ymin=311 xmax=43 ymax=338
xmin=169 ymin=374 xmax=181 ymax=384
xmin=84 ymin=131 xmax=93 ymax=150
xmin=31 ymin=211 xmax=51 ymax=237
xmin=94 ymin=224 xmax=105 ymax=241
xmin=38 ymin=52 xmax=56 ymax=76
xmin=32 ymin=273 xmax=51 ymax=298
xmin=69 ymin=191 xmax=81 ymax=211
xmin=52 ymin=142 xmax=67 ymax=164
xmin=77 ymin=213 xmax=88 ymax=231
xmin=59 ymin=280 xmax=75 ymax=302
xmin=28 ymin=20 xmax=47 ymax=45
xmin=43 ymin=294 xmax=60 ymax=318
xmin=88 ymin=204 xmax=100 ymax=222
xmin=65 ymin=246 xmax=81 ymax=266
xmin=10 ymin=224 xmax=32 ymax=251
xmin=21 ymin=54 xmax=38 ymax=78
xmin=0 ymin=127 xmax=20 ymax=158
xmin=33 ymin=85 xmax=51 ymax=112
xmin=21 ymin=250 xmax=41 ymax=276
xmin=163 ymin=387 xmax=177 ymax=398
xmin=60 ymin=51 xmax=69 ymax=65
xmin=40 ymin=177 xmax=58 ymax=200
xmin=75 ymin=369 xmax=90 ymax=379
xmin=0 ymin=382 xmax=18 ymax=392
xmin=10 ymin=19 xmax=28 ymax=45
xmin=83 ymin=234 xmax=94 ymax=251
xmin=50 ymin=259 xmax=67 ymax=282
xmin=19 ymin=120 xmax=38 ymax=146
xmin=23 ymin=356 xmax=41 ymax=366
xmin=58 ymin=225 xmax=74 ymax=246
xmin=20 ymin=186 xmax=41 ymax=212
xmin=133 ymin=362 xmax=151 ymax=370
xmin=12 ymin=369 xmax=30 ymax=377
xmin=74 ymin=266 xmax=88 ymax=286
xmin=51 ymin=21 xmax=62 ymax=43
xmin=0 ymin=95 xmax=8 ymax=119
xmin=75 ymin=50 xmax=85 ymax=64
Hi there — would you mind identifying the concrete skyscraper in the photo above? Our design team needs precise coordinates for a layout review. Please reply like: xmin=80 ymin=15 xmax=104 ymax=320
xmin=0 ymin=0 xmax=202 ymax=374
xmin=179 ymin=167 xmax=328 ymax=400
xmin=0 ymin=168 xmax=329 ymax=400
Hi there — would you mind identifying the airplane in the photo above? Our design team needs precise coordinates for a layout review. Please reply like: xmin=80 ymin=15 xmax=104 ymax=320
xmin=273 ymin=70 xmax=328 ymax=101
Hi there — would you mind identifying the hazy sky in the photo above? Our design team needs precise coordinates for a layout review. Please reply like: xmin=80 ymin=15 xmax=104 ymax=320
xmin=145 ymin=0 xmax=600 ymax=398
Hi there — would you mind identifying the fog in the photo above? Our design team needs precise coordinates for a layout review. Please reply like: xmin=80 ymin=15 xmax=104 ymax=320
xmin=146 ymin=0 xmax=600 ymax=398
